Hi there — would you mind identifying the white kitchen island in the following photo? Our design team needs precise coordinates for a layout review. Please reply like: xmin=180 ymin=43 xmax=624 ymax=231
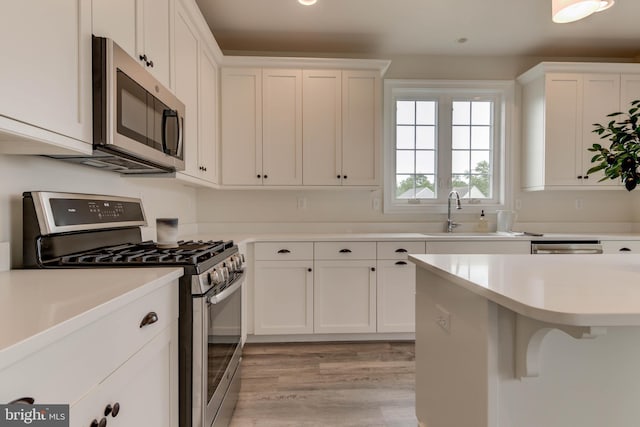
xmin=409 ymin=253 xmax=640 ymax=427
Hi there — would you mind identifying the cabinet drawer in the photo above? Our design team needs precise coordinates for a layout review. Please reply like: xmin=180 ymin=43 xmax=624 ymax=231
xmin=601 ymin=240 xmax=640 ymax=253
xmin=377 ymin=241 xmax=426 ymax=260
xmin=255 ymin=242 xmax=313 ymax=260
xmin=314 ymin=242 xmax=376 ymax=260
xmin=0 ymin=282 xmax=178 ymax=406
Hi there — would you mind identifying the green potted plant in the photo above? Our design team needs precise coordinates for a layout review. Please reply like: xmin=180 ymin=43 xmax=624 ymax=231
xmin=587 ymin=99 xmax=640 ymax=191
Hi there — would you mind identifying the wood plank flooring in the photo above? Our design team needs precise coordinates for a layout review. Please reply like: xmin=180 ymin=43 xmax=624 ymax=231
xmin=229 ymin=341 xmax=416 ymax=427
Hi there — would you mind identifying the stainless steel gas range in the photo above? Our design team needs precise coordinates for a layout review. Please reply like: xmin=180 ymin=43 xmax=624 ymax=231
xmin=22 ymin=191 xmax=243 ymax=427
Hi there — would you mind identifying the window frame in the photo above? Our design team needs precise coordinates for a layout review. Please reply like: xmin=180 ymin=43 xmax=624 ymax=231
xmin=383 ymin=79 xmax=514 ymax=214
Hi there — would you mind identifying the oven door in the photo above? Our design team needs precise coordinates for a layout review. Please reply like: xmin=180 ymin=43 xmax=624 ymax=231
xmin=192 ymin=272 xmax=244 ymax=427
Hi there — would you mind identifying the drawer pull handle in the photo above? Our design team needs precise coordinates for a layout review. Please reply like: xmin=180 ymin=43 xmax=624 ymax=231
xmin=395 ymin=248 xmax=408 ymax=253
xmin=140 ymin=312 xmax=159 ymax=328
xmin=308 ymin=268 xmax=312 ymax=272
xmin=104 ymin=402 xmax=120 ymax=417
xmin=277 ymin=249 xmax=291 ymax=254
xmin=620 ymin=247 xmax=632 ymax=252
xmin=395 ymin=261 xmax=408 ymax=265
xmin=9 ymin=397 xmax=34 ymax=404
xmin=371 ymin=267 xmax=376 ymax=272
xmin=339 ymin=249 xmax=352 ymax=253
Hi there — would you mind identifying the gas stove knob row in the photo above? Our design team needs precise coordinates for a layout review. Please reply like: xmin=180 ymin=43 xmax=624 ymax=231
xmin=208 ymin=269 xmax=223 ymax=286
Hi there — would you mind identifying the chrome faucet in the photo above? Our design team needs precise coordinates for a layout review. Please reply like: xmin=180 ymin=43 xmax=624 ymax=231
xmin=446 ymin=190 xmax=462 ymax=232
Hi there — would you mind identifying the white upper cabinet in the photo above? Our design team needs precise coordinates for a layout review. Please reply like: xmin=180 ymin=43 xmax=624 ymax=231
xmin=341 ymin=70 xmax=380 ymax=186
xmin=519 ymin=63 xmax=640 ymax=191
xmin=0 ymin=0 xmax=92 ymax=154
xmin=221 ymin=68 xmax=263 ymax=185
xmin=197 ymin=45 xmax=219 ymax=184
xmin=220 ymin=60 xmax=387 ymax=188
xmin=303 ymin=70 xmax=343 ymax=186
xmin=93 ymin=0 xmax=173 ymax=89
xmin=262 ymin=69 xmax=303 ymax=186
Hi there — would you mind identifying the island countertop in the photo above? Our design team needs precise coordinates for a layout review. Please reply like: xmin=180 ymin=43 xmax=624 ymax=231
xmin=409 ymin=253 xmax=640 ymax=326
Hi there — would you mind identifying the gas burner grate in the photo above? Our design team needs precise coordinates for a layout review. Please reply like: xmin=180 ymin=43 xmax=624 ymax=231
xmin=56 ymin=240 xmax=235 ymax=267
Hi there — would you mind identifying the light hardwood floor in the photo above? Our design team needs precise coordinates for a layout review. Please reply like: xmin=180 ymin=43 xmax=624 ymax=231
xmin=229 ymin=341 xmax=416 ymax=427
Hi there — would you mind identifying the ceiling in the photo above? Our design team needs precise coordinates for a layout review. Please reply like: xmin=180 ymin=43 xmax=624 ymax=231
xmin=195 ymin=0 xmax=640 ymax=58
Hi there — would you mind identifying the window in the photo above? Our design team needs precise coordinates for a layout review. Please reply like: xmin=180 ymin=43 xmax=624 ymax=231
xmin=384 ymin=80 xmax=513 ymax=213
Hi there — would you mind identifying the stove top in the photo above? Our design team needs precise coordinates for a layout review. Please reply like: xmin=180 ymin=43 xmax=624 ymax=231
xmin=54 ymin=240 xmax=235 ymax=267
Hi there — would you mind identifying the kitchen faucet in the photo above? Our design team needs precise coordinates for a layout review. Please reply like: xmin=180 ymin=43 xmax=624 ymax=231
xmin=446 ymin=190 xmax=462 ymax=232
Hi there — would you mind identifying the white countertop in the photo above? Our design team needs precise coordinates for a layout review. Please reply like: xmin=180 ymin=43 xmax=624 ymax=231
xmin=409 ymin=253 xmax=640 ymax=326
xmin=0 ymin=267 xmax=183 ymax=370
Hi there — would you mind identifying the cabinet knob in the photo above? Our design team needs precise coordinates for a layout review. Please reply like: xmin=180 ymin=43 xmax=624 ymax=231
xmin=99 ymin=418 xmax=107 ymax=427
xmin=583 ymin=175 xmax=589 ymax=179
xmin=264 ymin=174 xmax=268 ymax=179
xmin=139 ymin=311 xmax=158 ymax=328
xmin=147 ymin=60 xmax=154 ymax=68
xmin=139 ymin=54 xmax=147 ymax=62
xmin=111 ymin=402 xmax=120 ymax=417
xmin=257 ymin=174 xmax=261 ymax=178
xmin=308 ymin=268 xmax=312 ymax=272
xmin=9 ymin=397 xmax=34 ymax=404
xmin=343 ymin=175 xmax=348 ymax=179
xmin=337 ymin=175 xmax=341 ymax=179
xmin=371 ymin=267 xmax=376 ymax=271
xmin=577 ymin=175 xmax=583 ymax=179
xmin=90 ymin=420 xmax=99 ymax=427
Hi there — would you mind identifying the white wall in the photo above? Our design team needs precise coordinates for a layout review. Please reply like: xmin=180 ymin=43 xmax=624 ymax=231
xmin=0 ymin=154 xmax=198 ymax=267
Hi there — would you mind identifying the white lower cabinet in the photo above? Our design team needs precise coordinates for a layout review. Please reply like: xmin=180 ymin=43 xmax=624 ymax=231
xmin=254 ymin=260 xmax=313 ymax=334
xmin=601 ymin=240 xmax=640 ymax=254
xmin=71 ymin=322 xmax=178 ymax=427
xmin=426 ymin=240 xmax=531 ymax=254
xmin=313 ymin=260 xmax=377 ymax=333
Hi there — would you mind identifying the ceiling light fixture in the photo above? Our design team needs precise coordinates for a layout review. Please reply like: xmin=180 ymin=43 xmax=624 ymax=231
xmin=298 ymin=0 xmax=317 ymax=5
xmin=552 ymin=0 xmax=614 ymax=23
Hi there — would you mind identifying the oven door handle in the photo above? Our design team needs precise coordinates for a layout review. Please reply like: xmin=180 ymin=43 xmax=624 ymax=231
xmin=207 ymin=273 xmax=244 ymax=305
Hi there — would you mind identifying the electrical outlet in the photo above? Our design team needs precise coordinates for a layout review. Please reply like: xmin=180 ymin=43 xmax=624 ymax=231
xmin=575 ymin=199 xmax=583 ymax=210
xmin=297 ymin=197 xmax=307 ymax=210
xmin=372 ymin=198 xmax=381 ymax=211
xmin=435 ymin=304 xmax=451 ymax=333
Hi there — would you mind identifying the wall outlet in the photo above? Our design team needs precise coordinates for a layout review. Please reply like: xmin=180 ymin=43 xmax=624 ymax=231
xmin=372 ymin=198 xmax=381 ymax=211
xmin=575 ymin=199 xmax=583 ymax=210
xmin=297 ymin=197 xmax=307 ymax=210
xmin=435 ymin=304 xmax=451 ymax=333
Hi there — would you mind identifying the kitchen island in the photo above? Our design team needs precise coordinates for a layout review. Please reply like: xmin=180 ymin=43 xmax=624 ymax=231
xmin=409 ymin=253 xmax=640 ymax=427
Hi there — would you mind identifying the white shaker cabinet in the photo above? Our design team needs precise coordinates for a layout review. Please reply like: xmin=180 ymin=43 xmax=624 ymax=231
xmin=93 ymin=0 xmax=174 ymax=89
xmin=621 ymin=74 xmax=640 ymax=109
xmin=520 ymin=72 xmax=619 ymax=189
xmin=341 ymin=70 xmax=381 ymax=186
xmin=262 ymin=69 xmax=303 ymax=186
xmin=601 ymin=240 xmax=640 ymax=254
xmin=313 ymin=242 xmax=377 ymax=333
xmin=376 ymin=241 xmax=426 ymax=333
xmin=254 ymin=242 xmax=314 ymax=334
xmin=173 ymin=2 xmax=218 ymax=185
xmin=426 ymin=240 xmax=531 ymax=254
xmin=0 ymin=0 xmax=93 ymax=154
xmin=221 ymin=68 xmax=263 ymax=185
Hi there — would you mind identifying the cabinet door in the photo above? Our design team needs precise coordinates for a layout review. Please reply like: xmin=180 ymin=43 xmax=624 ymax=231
xmin=254 ymin=261 xmax=313 ymax=334
xmin=70 ymin=322 xmax=178 ymax=427
xmin=581 ymin=74 xmax=620 ymax=186
xmin=92 ymin=0 xmax=138 ymax=58
xmin=426 ymin=240 xmax=531 ymax=254
xmin=262 ymin=69 xmax=303 ymax=185
xmin=0 ymin=0 xmax=92 ymax=146
xmin=377 ymin=260 xmax=416 ymax=333
xmin=303 ymin=70 xmax=342 ymax=186
xmin=601 ymin=240 xmax=640 ymax=254
xmin=341 ymin=70 xmax=380 ymax=186
xmin=221 ymin=68 xmax=262 ymax=185
xmin=174 ymin=4 xmax=200 ymax=178
xmin=544 ymin=73 xmax=583 ymax=186
xmin=141 ymin=0 xmax=173 ymax=88
xmin=198 ymin=46 xmax=219 ymax=183
xmin=314 ymin=260 xmax=376 ymax=333
xmin=621 ymin=74 xmax=640 ymax=109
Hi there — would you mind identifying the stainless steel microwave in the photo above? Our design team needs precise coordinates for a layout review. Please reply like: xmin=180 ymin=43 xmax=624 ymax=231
xmin=50 ymin=36 xmax=185 ymax=174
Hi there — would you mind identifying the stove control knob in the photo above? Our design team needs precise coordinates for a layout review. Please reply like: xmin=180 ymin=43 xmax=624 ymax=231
xmin=206 ymin=272 xmax=213 ymax=285
xmin=220 ymin=267 xmax=230 ymax=281
xmin=210 ymin=269 xmax=222 ymax=286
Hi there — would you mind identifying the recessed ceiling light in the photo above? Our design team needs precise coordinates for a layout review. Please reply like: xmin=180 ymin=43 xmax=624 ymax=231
xmin=298 ymin=0 xmax=317 ymax=5
xmin=457 ymin=38 xmax=468 ymax=44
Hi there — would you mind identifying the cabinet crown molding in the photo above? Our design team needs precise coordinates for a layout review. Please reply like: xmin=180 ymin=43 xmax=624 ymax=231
xmin=517 ymin=61 xmax=640 ymax=84
xmin=221 ymin=56 xmax=391 ymax=75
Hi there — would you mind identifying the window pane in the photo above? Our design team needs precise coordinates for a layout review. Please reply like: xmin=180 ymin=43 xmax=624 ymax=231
xmin=416 ymin=150 xmax=435 ymax=174
xmin=471 ymin=126 xmax=491 ymax=149
xmin=416 ymin=126 xmax=435 ymax=149
xmin=416 ymin=101 xmax=436 ymax=125
xmin=452 ymin=101 xmax=470 ymax=125
xmin=471 ymin=101 xmax=492 ymax=125
xmin=416 ymin=175 xmax=436 ymax=198
xmin=471 ymin=151 xmax=491 ymax=171
xmin=397 ymin=125 xmax=415 ymax=149
xmin=396 ymin=174 xmax=415 ymax=198
xmin=452 ymin=174 xmax=470 ymax=197
xmin=452 ymin=125 xmax=470 ymax=149
xmin=396 ymin=150 xmax=415 ymax=174
xmin=470 ymin=174 xmax=491 ymax=198
xmin=397 ymin=101 xmax=415 ymax=125
xmin=452 ymin=150 xmax=470 ymax=174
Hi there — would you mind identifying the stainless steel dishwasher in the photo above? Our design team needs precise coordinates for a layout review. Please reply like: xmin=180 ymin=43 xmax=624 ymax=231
xmin=530 ymin=240 xmax=603 ymax=254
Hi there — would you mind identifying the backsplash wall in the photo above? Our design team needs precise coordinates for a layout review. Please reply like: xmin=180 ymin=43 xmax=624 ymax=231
xmin=0 ymin=154 xmax=198 ymax=267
